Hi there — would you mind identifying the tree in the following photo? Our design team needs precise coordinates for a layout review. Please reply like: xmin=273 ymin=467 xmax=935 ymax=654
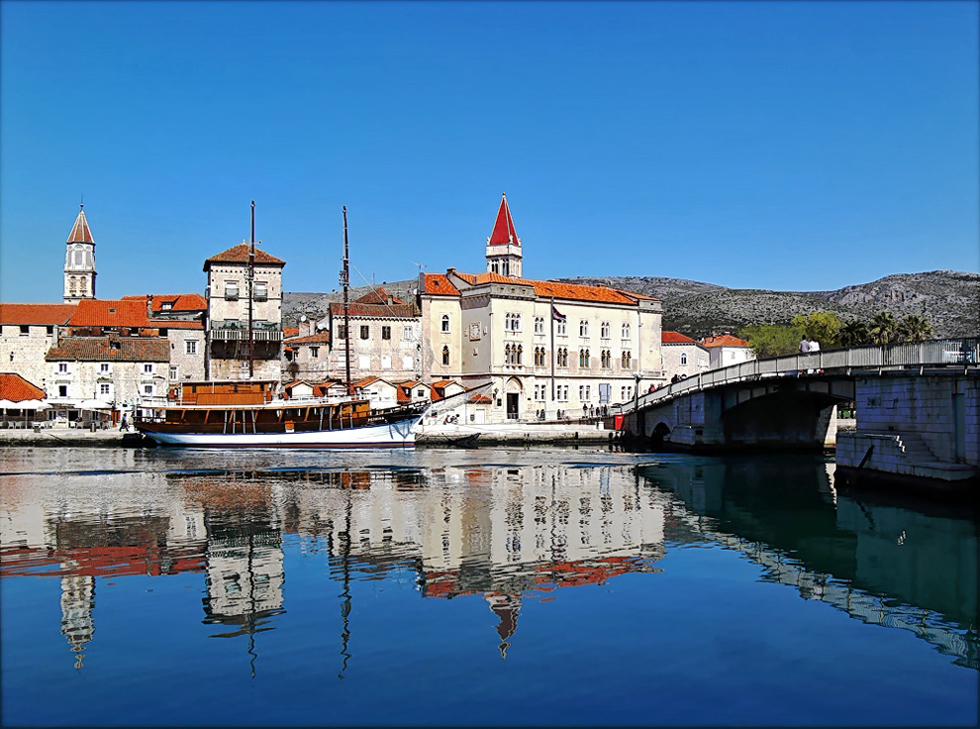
xmin=739 ymin=323 xmax=803 ymax=358
xmin=837 ymin=320 xmax=870 ymax=347
xmin=792 ymin=312 xmax=841 ymax=348
xmin=896 ymin=314 xmax=933 ymax=343
xmin=869 ymin=311 xmax=898 ymax=344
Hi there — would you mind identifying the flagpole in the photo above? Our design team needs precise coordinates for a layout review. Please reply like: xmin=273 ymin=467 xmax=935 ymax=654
xmin=550 ymin=297 xmax=556 ymax=404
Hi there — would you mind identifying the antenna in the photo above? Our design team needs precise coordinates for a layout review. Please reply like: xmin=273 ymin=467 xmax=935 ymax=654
xmin=411 ymin=262 xmax=427 ymax=273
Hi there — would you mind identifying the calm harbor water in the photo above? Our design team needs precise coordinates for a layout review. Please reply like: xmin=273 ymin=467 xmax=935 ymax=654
xmin=1 ymin=445 xmax=977 ymax=727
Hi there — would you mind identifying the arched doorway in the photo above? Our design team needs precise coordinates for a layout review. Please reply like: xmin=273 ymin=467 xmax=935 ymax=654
xmin=505 ymin=378 xmax=523 ymax=421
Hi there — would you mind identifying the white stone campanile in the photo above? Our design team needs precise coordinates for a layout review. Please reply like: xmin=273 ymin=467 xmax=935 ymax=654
xmin=63 ymin=205 xmax=97 ymax=304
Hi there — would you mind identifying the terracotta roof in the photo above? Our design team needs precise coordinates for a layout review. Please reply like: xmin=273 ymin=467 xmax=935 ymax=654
xmin=430 ymin=379 xmax=454 ymax=388
xmin=46 ymin=337 xmax=170 ymax=362
xmin=283 ymin=327 xmax=299 ymax=338
xmin=701 ymin=334 xmax=751 ymax=348
xmin=662 ymin=331 xmax=696 ymax=344
xmin=0 ymin=373 xmax=46 ymax=401
xmin=422 ymin=274 xmax=461 ymax=296
xmin=66 ymin=299 xmax=151 ymax=328
xmin=469 ymin=393 xmax=492 ymax=404
xmin=0 ymin=303 xmax=76 ymax=326
xmin=203 ymin=244 xmax=285 ymax=270
xmin=284 ymin=332 xmax=331 ymax=345
xmin=67 ymin=206 xmax=95 ymax=244
xmin=121 ymin=294 xmax=207 ymax=313
xmin=354 ymin=287 xmax=405 ymax=305
xmin=487 ymin=193 xmax=520 ymax=247
xmin=327 ymin=302 xmax=417 ymax=318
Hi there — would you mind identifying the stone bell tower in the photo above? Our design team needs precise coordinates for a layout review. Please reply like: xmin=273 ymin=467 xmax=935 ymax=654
xmin=63 ymin=204 xmax=97 ymax=304
xmin=485 ymin=193 xmax=523 ymax=278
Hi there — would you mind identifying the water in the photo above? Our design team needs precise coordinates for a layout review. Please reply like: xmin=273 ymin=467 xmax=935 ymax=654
xmin=1 ymin=445 xmax=977 ymax=727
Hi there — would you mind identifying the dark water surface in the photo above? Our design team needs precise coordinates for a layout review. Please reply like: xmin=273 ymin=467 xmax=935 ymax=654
xmin=1 ymin=446 xmax=977 ymax=727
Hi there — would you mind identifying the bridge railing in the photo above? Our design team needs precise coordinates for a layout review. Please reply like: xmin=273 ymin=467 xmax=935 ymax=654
xmin=621 ymin=337 xmax=978 ymax=413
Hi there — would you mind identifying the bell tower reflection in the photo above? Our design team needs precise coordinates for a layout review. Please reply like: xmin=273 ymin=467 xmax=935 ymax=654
xmin=59 ymin=571 xmax=95 ymax=670
xmin=485 ymin=592 xmax=521 ymax=659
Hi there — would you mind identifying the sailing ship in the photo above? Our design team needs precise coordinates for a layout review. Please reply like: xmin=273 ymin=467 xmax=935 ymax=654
xmin=135 ymin=205 xmax=427 ymax=448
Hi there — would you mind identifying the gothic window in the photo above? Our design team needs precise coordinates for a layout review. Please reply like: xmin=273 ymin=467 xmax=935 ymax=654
xmin=579 ymin=349 xmax=590 ymax=368
xmin=516 ymin=344 xmax=523 ymax=365
xmin=534 ymin=317 xmax=544 ymax=334
xmin=442 ymin=346 xmax=450 ymax=365
xmin=601 ymin=321 xmax=610 ymax=339
xmin=622 ymin=323 xmax=631 ymax=339
xmin=621 ymin=351 xmax=632 ymax=368
xmin=681 ymin=352 xmax=688 ymax=365
xmin=601 ymin=349 xmax=611 ymax=368
xmin=579 ymin=320 xmax=589 ymax=337
xmin=441 ymin=315 xmax=450 ymax=333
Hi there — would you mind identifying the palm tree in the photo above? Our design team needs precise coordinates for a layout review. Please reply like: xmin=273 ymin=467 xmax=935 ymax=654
xmin=897 ymin=314 xmax=933 ymax=343
xmin=869 ymin=311 xmax=898 ymax=345
xmin=838 ymin=320 xmax=869 ymax=347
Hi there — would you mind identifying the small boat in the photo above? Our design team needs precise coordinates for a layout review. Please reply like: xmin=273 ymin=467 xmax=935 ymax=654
xmin=135 ymin=204 xmax=426 ymax=448
xmin=134 ymin=380 xmax=426 ymax=448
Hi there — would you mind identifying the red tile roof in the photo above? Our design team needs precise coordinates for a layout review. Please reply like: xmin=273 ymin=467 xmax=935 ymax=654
xmin=354 ymin=287 xmax=405 ymax=305
xmin=121 ymin=294 xmax=207 ymax=313
xmin=0 ymin=373 xmax=46 ymax=401
xmin=431 ymin=270 xmax=649 ymax=306
xmin=488 ymin=193 xmax=520 ymax=247
xmin=701 ymin=334 xmax=751 ymax=348
xmin=284 ymin=332 xmax=331 ymax=345
xmin=67 ymin=299 xmax=151 ymax=328
xmin=283 ymin=327 xmax=299 ymax=338
xmin=67 ymin=207 xmax=95 ymax=244
xmin=0 ymin=303 xmax=76 ymax=326
xmin=203 ymin=244 xmax=285 ymax=269
xmin=422 ymin=274 xmax=461 ymax=296
xmin=662 ymin=331 xmax=696 ymax=344
xmin=45 ymin=337 xmax=170 ymax=362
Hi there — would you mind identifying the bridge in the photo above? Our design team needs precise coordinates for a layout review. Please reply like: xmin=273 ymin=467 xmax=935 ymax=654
xmin=617 ymin=338 xmax=979 ymax=490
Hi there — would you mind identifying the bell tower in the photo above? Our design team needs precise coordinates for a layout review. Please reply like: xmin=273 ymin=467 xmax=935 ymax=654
xmin=64 ymin=204 xmax=97 ymax=304
xmin=485 ymin=193 xmax=523 ymax=278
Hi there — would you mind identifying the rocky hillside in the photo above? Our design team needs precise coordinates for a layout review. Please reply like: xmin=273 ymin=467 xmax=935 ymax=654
xmin=284 ymin=270 xmax=979 ymax=339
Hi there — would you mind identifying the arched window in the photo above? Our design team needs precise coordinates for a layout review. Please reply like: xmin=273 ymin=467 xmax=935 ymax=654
xmin=442 ymin=346 xmax=450 ymax=365
xmin=516 ymin=344 xmax=522 ymax=365
xmin=680 ymin=352 xmax=688 ymax=365
xmin=621 ymin=351 xmax=632 ymax=368
xmin=441 ymin=314 xmax=450 ymax=333
xmin=504 ymin=344 xmax=511 ymax=364
xmin=579 ymin=349 xmax=590 ymax=367
xmin=622 ymin=323 xmax=631 ymax=339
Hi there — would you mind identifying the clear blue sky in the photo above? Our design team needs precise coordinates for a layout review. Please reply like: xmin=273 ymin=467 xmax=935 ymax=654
xmin=1 ymin=1 xmax=977 ymax=303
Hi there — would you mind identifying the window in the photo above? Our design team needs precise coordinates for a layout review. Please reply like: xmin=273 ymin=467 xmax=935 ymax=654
xmin=382 ymin=326 xmax=391 ymax=340
xmin=58 ymin=363 xmax=68 ymax=373
xmin=621 ymin=351 xmax=632 ymax=369
xmin=100 ymin=383 xmax=111 ymax=396
xmin=516 ymin=344 xmax=522 ymax=365
xmin=46 ymin=326 xmax=53 ymax=335
xmin=557 ymin=384 xmax=569 ymax=401
xmin=224 ymin=281 xmax=239 ymax=300
xmin=556 ymin=320 xmax=567 ymax=336
xmin=144 ymin=364 xmax=153 ymax=374
xmin=579 ymin=349 xmax=590 ymax=368
xmin=442 ymin=346 xmax=450 ymax=365
xmin=19 ymin=325 xmax=28 ymax=336
xmin=186 ymin=340 xmax=198 ymax=355
xmin=169 ymin=366 xmax=178 ymax=380
xmin=59 ymin=385 xmax=67 ymax=397
xmin=601 ymin=321 xmax=610 ymax=339
xmin=680 ymin=352 xmax=688 ymax=365
xmin=505 ymin=313 xmax=521 ymax=332
xmin=403 ymin=326 xmax=413 ymax=341
xmin=622 ymin=323 xmax=631 ymax=339
xmin=417 ymin=388 xmax=426 ymax=398
xmin=360 ymin=325 xmax=370 ymax=340
xmin=579 ymin=320 xmax=589 ymax=337
xmin=441 ymin=315 xmax=450 ymax=333
xmin=579 ymin=385 xmax=591 ymax=400
xmin=601 ymin=349 xmax=611 ymax=368
xmin=310 ymin=346 xmax=319 ymax=358
xmin=337 ymin=325 xmax=348 ymax=340
xmin=381 ymin=355 xmax=392 ymax=370
xmin=556 ymin=347 xmax=568 ymax=367
xmin=161 ymin=302 xmax=173 ymax=311
xmin=254 ymin=282 xmax=268 ymax=301
xmin=534 ymin=347 xmax=545 ymax=366
xmin=144 ymin=385 xmax=154 ymax=396
xmin=100 ymin=363 xmax=110 ymax=373
xmin=534 ymin=316 xmax=544 ymax=334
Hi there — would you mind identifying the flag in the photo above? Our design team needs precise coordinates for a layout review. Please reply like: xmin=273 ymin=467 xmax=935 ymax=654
xmin=552 ymin=305 xmax=566 ymax=323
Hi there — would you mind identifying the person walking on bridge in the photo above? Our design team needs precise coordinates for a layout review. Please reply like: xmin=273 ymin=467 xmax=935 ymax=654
xmin=799 ymin=337 xmax=810 ymax=354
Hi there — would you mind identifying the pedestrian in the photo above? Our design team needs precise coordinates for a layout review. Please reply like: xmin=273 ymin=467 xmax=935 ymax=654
xmin=120 ymin=414 xmax=128 ymax=431
xmin=799 ymin=336 xmax=810 ymax=354
xmin=809 ymin=338 xmax=820 ymax=353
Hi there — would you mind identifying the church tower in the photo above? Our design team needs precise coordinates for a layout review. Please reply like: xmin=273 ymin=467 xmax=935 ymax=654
xmin=63 ymin=204 xmax=97 ymax=304
xmin=485 ymin=193 xmax=523 ymax=278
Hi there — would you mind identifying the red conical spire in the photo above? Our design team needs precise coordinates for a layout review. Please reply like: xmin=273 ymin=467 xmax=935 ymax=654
xmin=487 ymin=193 xmax=520 ymax=247
xmin=67 ymin=205 xmax=95 ymax=244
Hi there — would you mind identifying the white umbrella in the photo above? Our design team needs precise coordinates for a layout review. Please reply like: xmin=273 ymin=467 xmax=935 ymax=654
xmin=0 ymin=399 xmax=16 ymax=409
xmin=18 ymin=399 xmax=50 ymax=410
xmin=77 ymin=398 xmax=112 ymax=410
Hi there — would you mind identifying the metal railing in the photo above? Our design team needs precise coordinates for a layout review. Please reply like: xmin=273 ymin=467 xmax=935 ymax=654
xmin=618 ymin=338 xmax=979 ymax=414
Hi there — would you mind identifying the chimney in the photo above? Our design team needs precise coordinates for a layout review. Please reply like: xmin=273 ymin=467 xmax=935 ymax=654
xmin=146 ymin=294 xmax=153 ymax=319
xmin=387 ymin=294 xmax=393 ymax=306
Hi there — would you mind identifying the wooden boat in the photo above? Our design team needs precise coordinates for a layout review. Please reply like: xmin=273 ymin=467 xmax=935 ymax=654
xmin=135 ymin=205 xmax=426 ymax=448
xmin=135 ymin=380 xmax=426 ymax=447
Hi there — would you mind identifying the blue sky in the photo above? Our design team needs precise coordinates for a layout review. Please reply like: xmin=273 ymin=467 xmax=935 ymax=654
xmin=1 ymin=1 xmax=977 ymax=303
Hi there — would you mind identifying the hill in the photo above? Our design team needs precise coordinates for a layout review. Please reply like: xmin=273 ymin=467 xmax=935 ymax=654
xmin=283 ymin=270 xmax=979 ymax=339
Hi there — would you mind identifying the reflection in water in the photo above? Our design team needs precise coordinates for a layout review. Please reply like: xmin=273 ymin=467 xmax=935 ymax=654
xmin=1 ymin=452 xmax=976 ymax=676
xmin=638 ymin=456 xmax=979 ymax=670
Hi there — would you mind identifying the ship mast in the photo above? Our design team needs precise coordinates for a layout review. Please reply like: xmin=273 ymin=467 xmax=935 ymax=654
xmin=248 ymin=201 xmax=256 ymax=379
xmin=341 ymin=207 xmax=352 ymax=395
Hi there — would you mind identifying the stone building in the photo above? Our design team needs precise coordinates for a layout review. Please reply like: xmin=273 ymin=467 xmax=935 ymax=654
xmin=418 ymin=194 xmax=664 ymax=422
xmin=63 ymin=205 xmax=97 ymax=304
xmin=661 ymin=331 xmax=710 ymax=381
xmin=203 ymin=244 xmax=285 ymax=381
xmin=700 ymin=333 xmax=755 ymax=370
xmin=0 ymin=303 xmax=77 ymax=391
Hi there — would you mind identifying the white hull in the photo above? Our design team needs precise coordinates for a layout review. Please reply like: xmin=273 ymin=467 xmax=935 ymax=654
xmin=143 ymin=417 xmax=419 ymax=448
